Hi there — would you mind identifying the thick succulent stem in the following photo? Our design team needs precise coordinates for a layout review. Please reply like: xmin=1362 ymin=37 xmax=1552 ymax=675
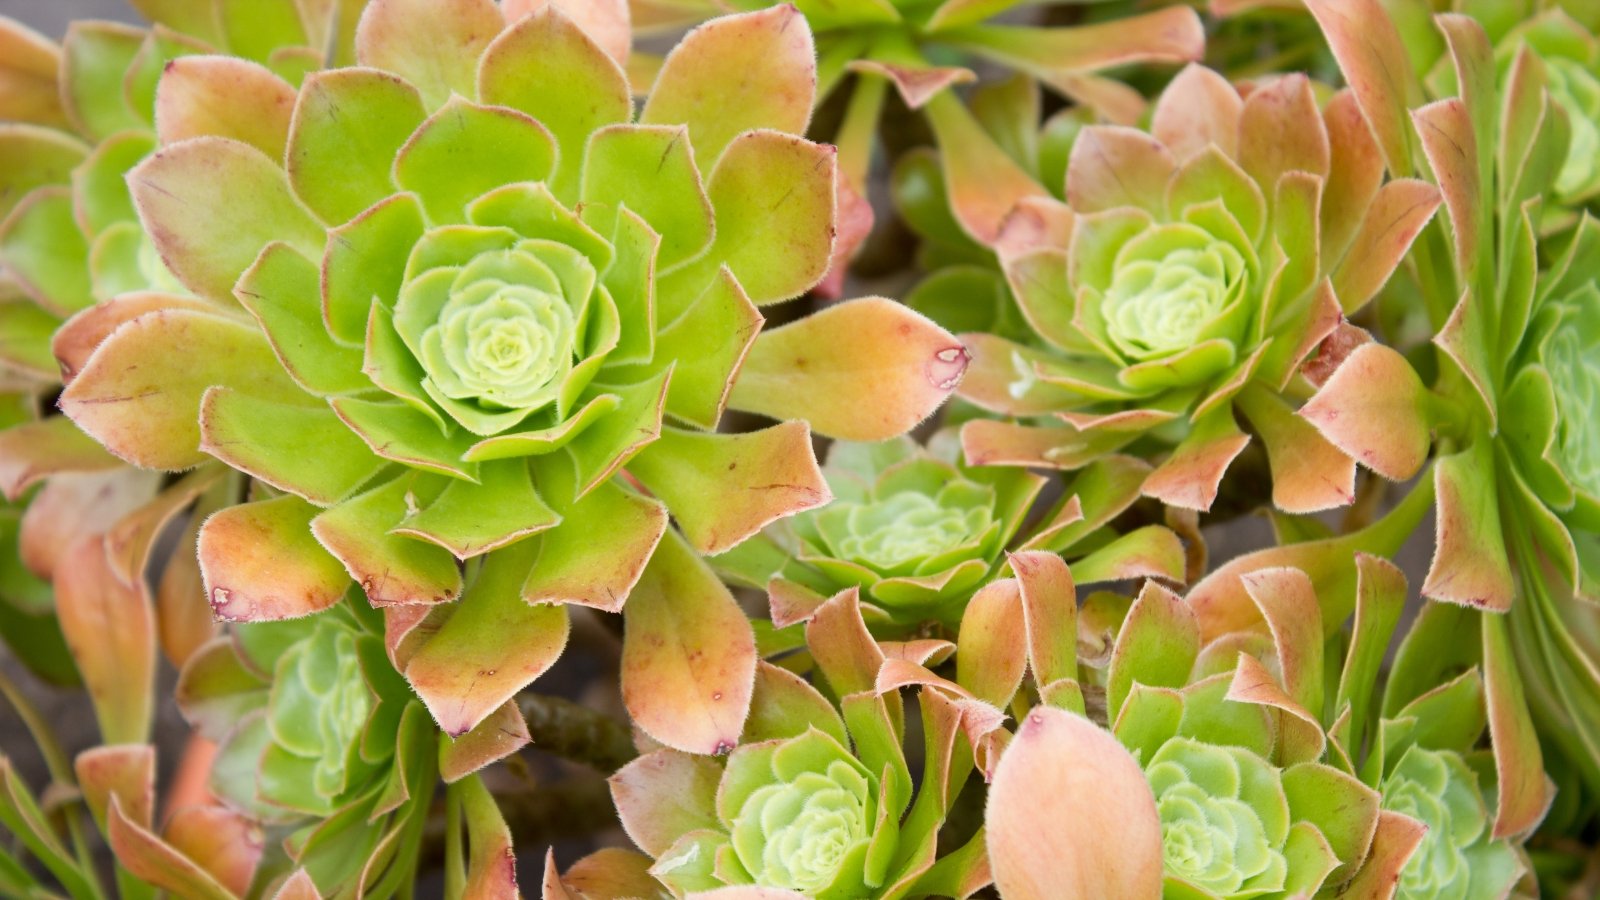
xmin=517 ymin=694 xmax=636 ymax=773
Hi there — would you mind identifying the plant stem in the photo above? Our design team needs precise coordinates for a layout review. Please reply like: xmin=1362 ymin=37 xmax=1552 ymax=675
xmin=517 ymin=694 xmax=637 ymax=773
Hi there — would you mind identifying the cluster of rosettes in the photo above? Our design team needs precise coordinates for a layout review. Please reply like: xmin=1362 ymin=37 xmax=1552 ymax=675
xmin=50 ymin=1 xmax=965 ymax=749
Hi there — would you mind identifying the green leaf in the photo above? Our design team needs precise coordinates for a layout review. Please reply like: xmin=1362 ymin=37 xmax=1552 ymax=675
xmin=477 ymin=8 xmax=630 ymax=202
xmin=330 ymin=396 xmax=479 ymax=481
xmin=324 ymin=192 xmax=427 ymax=347
xmin=72 ymin=130 xmax=155 ymax=236
xmin=0 ymin=188 xmax=93 ymax=314
xmin=198 ymin=387 xmax=385 ymax=505
xmin=396 ymin=458 xmax=560 ymax=559
xmin=235 ymin=242 xmax=371 ymax=395
xmin=580 ymin=124 xmax=713 ymax=269
xmin=0 ymin=123 xmax=88 ymax=220
xmin=310 ymin=474 xmax=464 ymax=607
xmin=520 ymin=474 xmax=667 ymax=612
xmin=1106 ymin=582 xmax=1199 ymax=722
xmin=393 ymin=97 xmax=557 ymax=224
xmin=627 ymin=422 xmax=828 ymax=555
xmin=286 ymin=68 xmax=427 ymax=226
xmin=61 ymin=21 xmax=144 ymax=140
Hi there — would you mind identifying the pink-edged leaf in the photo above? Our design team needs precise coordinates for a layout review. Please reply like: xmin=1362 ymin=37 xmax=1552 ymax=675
xmin=1236 ymin=384 xmax=1356 ymax=514
xmin=19 ymin=468 xmax=160 ymax=581
xmin=52 ymin=292 xmax=221 ymax=384
xmin=0 ymin=416 xmax=123 ymax=501
xmin=1421 ymin=443 xmax=1513 ymax=611
xmin=156 ymin=477 xmax=230 ymax=667
xmin=1011 ymin=550 xmax=1078 ymax=690
xmin=106 ymin=796 xmax=236 ymax=900
xmin=59 ymin=307 xmax=299 ymax=470
xmin=956 ymin=579 xmax=1026 ymax=708
xmin=641 ymin=5 xmax=814 ymax=164
xmin=1321 ymin=90 xmax=1384 ymax=263
xmin=805 ymin=588 xmax=886 ymax=698
xmin=155 ymin=56 xmax=297 ymax=158
xmin=0 ymin=19 xmax=69 ymax=129
xmin=730 ymin=297 xmax=967 ymax=441
xmin=404 ymin=542 xmax=570 ymax=736
xmin=162 ymin=805 xmax=264 ymax=897
xmin=1304 ymin=0 xmax=1417 ymax=174
xmin=1238 ymin=73 xmax=1330 ymax=188
xmin=1151 ymin=64 xmax=1241 ymax=162
xmin=439 ymin=699 xmax=532 ymax=783
xmin=1482 ymin=614 xmax=1553 ymax=839
xmin=75 ymin=744 xmax=155 ymax=830
xmin=559 ymin=848 xmax=661 ymax=900
xmin=1240 ymin=567 xmax=1323 ymax=714
xmin=609 ymin=749 xmax=722 ymax=857
xmin=961 ymin=419 xmax=1130 ymax=470
xmin=621 ymin=529 xmax=756 ymax=754
xmin=767 ymin=577 xmax=828 ymax=629
xmin=542 ymin=849 xmax=578 ymax=900
xmin=628 ymin=423 xmax=828 ymax=556
xmin=310 ymin=476 xmax=464 ymax=608
xmin=1226 ymin=653 xmax=1326 ymax=764
xmin=1141 ymin=410 xmax=1252 ymax=511
xmin=198 ymin=494 xmax=352 ymax=622
xmin=1334 ymin=810 xmax=1427 ymax=900
xmin=923 ymin=91 xmax=1049 ymax=244
xmin=502 ymin=0 xmax=629 ymax=64
xmin=1066 ymin=125 xmax=1175 ymax=215
xmin=1070 ymin=525 xmax=1185 ymax=586
xmin=1299 ymin=342 xmax=1430 ymax=481
xmin=56 ymin=534 xmax=156 ymax=744
xmin=1412 ymin=99 xmax=1478 ymax=275
xmin=174 ymin=638 xmax=265 ymax=742
xmin=128 ymin=137 xmax=322 ymax=303
xmin=458 ymin=774 xmax=520 ymax=899
xmin=355 ymin=0 xmax=503 ymax=107
xmin=695 ymin=129 xmax=836 ymax=305
xmin=1331 ymin=178 xmax=1441 ymax=314
xmin=271 ymin=870 xmax=323 ymax=900
xmin=815 ymin=177 xmax=874 ymax=300
xmin=987 ymin=707 xmax=1163 ymax=899
xmin=847 ymin=60 xmax=973 ymax=110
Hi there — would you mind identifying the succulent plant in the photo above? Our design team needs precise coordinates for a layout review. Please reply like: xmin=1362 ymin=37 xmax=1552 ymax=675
xmin=954 ymin=62 xmax=1442 ymax=512
xmin=1381 ymin=745 xmax=1516 ymax=899
xmin=56 ymin=1 xmax=964 ymax=750
xmin=176 ymin=590 xmax=456 ymax=893
xmin=1294 ymin=0 xmax=1594 ymax=835
xmin=611 ymin=589 xmax=987 ymax=899
xmin=718 ymin=436 xmax=1183 ymax=634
